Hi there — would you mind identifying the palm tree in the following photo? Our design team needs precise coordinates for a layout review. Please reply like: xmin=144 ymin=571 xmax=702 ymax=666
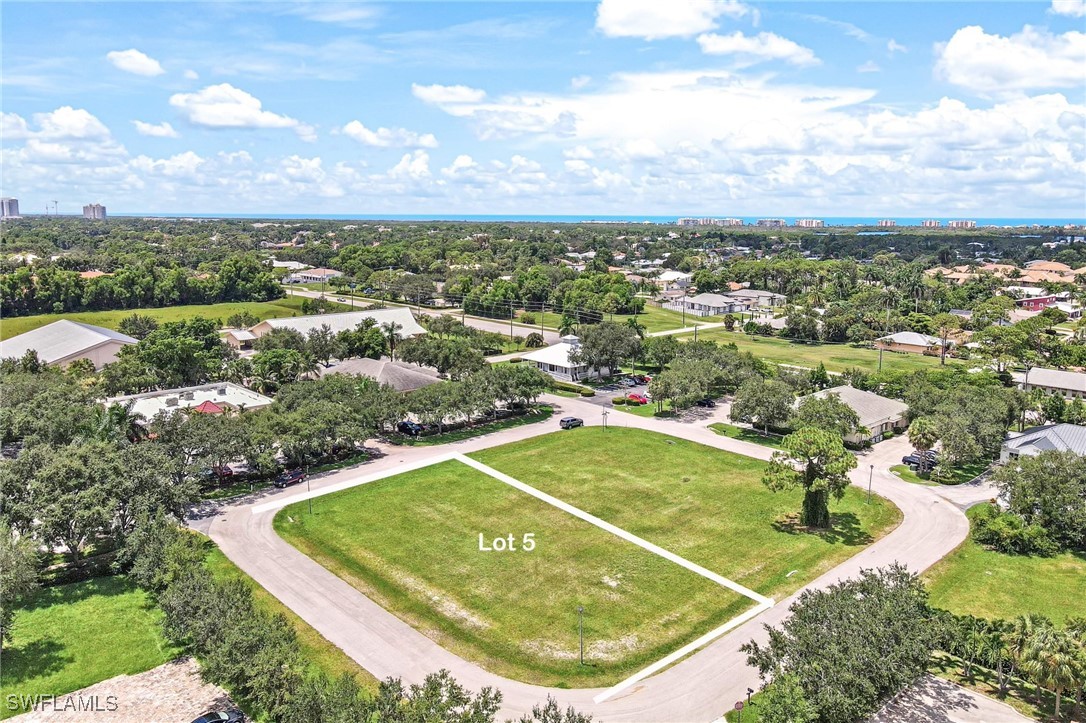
xmin=1066 ymin=617 xmax=1086 ymax=719
xmin=1023 ymin=627 xmax=1078 ymax=717
xmin=298 ymin=353 xmax=320 ymax=380
xmin=907 ymin=417 xmax=939 ymax=474
xmin=85 ymin=401 xmax=147 ymax=445
xmin=381 ymin=321 xmax=403 ymax=361
xmin=558 ymin=315 xmax=577 ymax=337
xmin=981 ymin=622 xmax=1011 ymax=696
xmin=1008 ymin=614 xmax=1052 ymax=695
xmin=625 ymin=317 xmax=646 ymax=339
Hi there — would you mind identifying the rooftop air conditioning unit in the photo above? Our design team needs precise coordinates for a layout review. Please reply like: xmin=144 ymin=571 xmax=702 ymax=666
xmin=217 ymin=386 xmax=228 ymax=396
xmin=165 ymin=397 xmax=179 ymax=407
xmin=181 ymin=391 xmax=195 ymax=400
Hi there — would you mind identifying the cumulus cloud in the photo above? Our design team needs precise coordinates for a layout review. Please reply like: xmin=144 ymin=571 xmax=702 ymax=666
xmin=169 ymin=83 xmax=316 ymax=140
xmin=595 ymin=0 xmax=747 ymax=40
xmin=387 ymin=150 xmax=431 ymax=180
xmin=934 ymin=25 xmax=1086 ymax=94
xmin=106 ymin=49 xmax=165 ymax=76
xmin=341 ymin=121 xmax=437 ymax=148
xmin=131 ymin=151 xmax=205 ymax=177
xmin=411 ymin=83 xmax=486 ymax=104
xmin=1050 ymin=0 xmax=1086 ymax=17
xmin=132 ymin=120 xmax=180 ymax=138
xmin=697 ymin=31 xmax=819 ymax=66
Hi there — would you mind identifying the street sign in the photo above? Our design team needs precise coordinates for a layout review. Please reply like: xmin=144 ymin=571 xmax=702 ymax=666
xmin=734 ymin=701 xmax=744 ymax=711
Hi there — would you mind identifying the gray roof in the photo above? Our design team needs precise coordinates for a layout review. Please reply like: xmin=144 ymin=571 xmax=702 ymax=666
xmin=1003 ymin=424 xmax=1086 ymax=457
xmin=725 ymin=289 xmax=785 ymax=301
xmin=1017 ymin=367 xmax=1086 ymax=394
xmin=319 ymin=358 xmax=441 ymax=392
xmin=686 ymin=292 xmax=736 ymax=307
xmin=0 ymin=320 xmax=137 ymax=364
xmin=878 ymin=331 xmax=944 ymax=347
xmin=804 ymin=385 xmax=909 ymax=429
xmin=256 ymin=307 xmax=427 ymax=337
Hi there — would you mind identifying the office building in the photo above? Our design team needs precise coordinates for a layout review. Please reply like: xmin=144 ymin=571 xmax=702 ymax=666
xmin=83 ymin=203 xmax=107 ymax=220
xmin=0 ymin=198 xmax=19 ymax=218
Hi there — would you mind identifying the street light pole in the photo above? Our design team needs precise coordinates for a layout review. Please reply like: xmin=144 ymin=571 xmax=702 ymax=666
xmin=307 ymin=466 xmax=313 ymax=515
xmin=577 ymin=606 xmax=585 ymax=665
xmin=867 ymin=463 xmax=873 ymax=504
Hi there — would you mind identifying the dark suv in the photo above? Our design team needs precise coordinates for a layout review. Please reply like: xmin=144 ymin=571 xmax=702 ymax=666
xmin=274 ymin=469 xmax=306 ymax=488
xmin=398 ymin=420 xmax=424 ymax=436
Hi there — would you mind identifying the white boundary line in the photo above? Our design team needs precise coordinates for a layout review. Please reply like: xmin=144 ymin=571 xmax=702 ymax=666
xmin=253 ymin=451 xmax=774 ymax=704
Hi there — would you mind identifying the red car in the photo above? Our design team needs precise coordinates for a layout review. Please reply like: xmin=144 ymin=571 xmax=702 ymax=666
xmin=628 ymin=393 xmax=649 ymax=404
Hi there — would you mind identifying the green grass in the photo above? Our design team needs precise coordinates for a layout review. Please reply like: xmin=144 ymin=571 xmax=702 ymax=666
xmin=890 ymin=462 xmax=989 ymax=487
xmin=0 ymin=576 xmax=180 ymax=719
xmin=398 ymin=405 xmax=554 ymax=446
xmin=204 ymin=547 xmax=378 ymax=690
xmin=274 ymin=458 xmax=743 ymax=687
xmin=674 ymin=328 xmax=943 ymax=374
xmin=924 ymin=507 xmax=1086 ymax=624
xmin=930 ymin=653 xmax=1077 ymax=722
xmin=517 ymin=305 xmax=722 ymax=334
xmin=1 ymin=296 xmax=353 ymax=339
xmin=725 ymin=691 xmax=765 ymax=722
xmin=613 ymin=400 xmax=674 ymax=418
xmin=709 ymin=423 xmax=786 ymax=449
xmin=471 ymin=429 xmax=901 ymax=618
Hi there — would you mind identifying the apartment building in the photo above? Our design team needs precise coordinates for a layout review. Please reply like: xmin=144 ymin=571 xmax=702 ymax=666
xmin=83 ymin=203 xmax=107 ymax=219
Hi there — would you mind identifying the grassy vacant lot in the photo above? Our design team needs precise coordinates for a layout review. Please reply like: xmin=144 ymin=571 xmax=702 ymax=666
xmin=675 ymin=328 xmax=943 ymax=374
xmin=275 ymin=460 xmax=743 ymax=687
xmin=1 ymin=296 xmax=352 ymax=339
xmin=0 ymin=576 xmax=179 ymax=719
xmin=204 ymin=547 xmax=378 ymax=690
xmin=709 ymin=422 xmax=786 ymax=449
xmin=924 ymin=507 xmax=1086 ymax=624
xmin=472 ymin=429 xmax=900 ymax=613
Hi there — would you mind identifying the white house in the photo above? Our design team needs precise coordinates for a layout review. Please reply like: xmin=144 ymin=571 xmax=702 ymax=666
xmin=106 ymin=382 xmax=274 ymax=419
xmin=1 ymin=320 xmax=137 ymax=369
xmin=284 ymin=267 xmax=343 ymax=284
xmin=682 ymin=293 xmax=748 ymax=317
xmin=724 ymin=288 xmax=787 ymax=308
xmin=522 ymin=334 xmax=606 ymax=381
xmin=248 ymin=307 xmax=427 ymax=340
xmin=1000 ymin=423 xmax=1086 ymax=462
xmin=653 ymin=270 xmax=692 ymax=291
xmin=1013 ymin=367 xmax=1086 ymax=400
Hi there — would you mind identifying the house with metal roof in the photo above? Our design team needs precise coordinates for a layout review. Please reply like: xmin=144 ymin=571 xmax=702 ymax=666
xmin=798 ymin=385 xmax=909 ymax=445
xmin=0 ymin=320 xmax=137 ymax=369
xmin=522 ymin=334 xmax=605 ymax=381
xmin=1000 ymin=423 xmax=1086 ymax=462
xmin=248 ymin=307 xmax=427 ymax=340
xmin=1013 ymin=367 xmax=1086 ymax=399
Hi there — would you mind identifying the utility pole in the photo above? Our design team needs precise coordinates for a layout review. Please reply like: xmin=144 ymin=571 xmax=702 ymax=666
xmin=867 ymin=464 xmax=874 ymax=504
xmin=577 ymin=606 xmax=585 ymax=665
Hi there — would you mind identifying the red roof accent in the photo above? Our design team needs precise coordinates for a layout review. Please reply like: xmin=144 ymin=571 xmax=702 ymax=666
xmin=191 ymin=400 xmax=225 ymax=414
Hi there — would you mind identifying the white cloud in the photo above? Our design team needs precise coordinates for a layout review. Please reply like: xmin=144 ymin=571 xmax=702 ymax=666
xmin=132 ymin=120 xmax=180 ymax=138
xmin=887 ymin=39 xmax=908 ymax=54
xmin=1050 ymin=0 xmax=1086 ymax=17
xmin=184 ymin=69 xmax=199 ymax=80
xmin=387 ymin=150 xmax=431 ymax=180
xmin=169 ymin=83 xmax=316 ymax=140
xmin=857 ymin=61 xmax=881 ymax=73
xmin=106 ymin=49 xmax=165 ymax=76
xmin=285 ymin=3 xmax=379 ymax=27
xmin=131 ymin=151 xmax=205 ymax=177
xmin=341 ymin=121 xmax=437 ymax=148
xmin=935 ymin=25 xmax=1086 ymax=94
xmin=411 ymin=83 xmax=486 ymax=104
xmin=571 ymin=75 xmax=592 ymax=90
xmin=595 ymin=0 xmax=747 ymax=40
xmin=697 ymin=31 xmax=819 ymax=66
xmin=441 ymin=154 xmax=479 ymax=177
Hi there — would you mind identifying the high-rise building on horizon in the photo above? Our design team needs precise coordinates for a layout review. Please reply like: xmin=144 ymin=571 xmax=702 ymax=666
xmin=757 ymin=218 xmax=786 ymax=228
xmin=795 ymin=219 xmax=825 ymax=228
xmin=877 ymin=219 xmax=897 ymax=228
xmin=1 ymin=198 xmax=20 ymax=218
xmin=83 ymin=203 xmax=107 ymax=220
xmin=922 ymin=219 xmax=941 ymax=228
xmin=948 ymin=220 xmax=977 ymax=229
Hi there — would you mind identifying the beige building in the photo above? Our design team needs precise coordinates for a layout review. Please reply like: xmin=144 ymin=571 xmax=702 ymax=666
xmin=875 ymin=331 xmax=947 ymax=356
xmin=1 ymin=320 xmax=136 ymax=368
xmin=798 ymin=385 xmax=909 ymax=445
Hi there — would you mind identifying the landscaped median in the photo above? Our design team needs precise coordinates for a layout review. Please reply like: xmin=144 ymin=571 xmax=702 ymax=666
xmin=273 ymin=427 xmax=901 ymax=689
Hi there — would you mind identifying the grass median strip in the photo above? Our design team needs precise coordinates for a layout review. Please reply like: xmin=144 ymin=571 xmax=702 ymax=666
xmin=273 ymin=459 xmax=747 ymax=688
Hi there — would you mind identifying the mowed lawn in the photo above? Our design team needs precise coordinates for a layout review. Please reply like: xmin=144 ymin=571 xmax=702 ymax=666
xmin=274 ymin=460 xmax=745 ymax=687
xmin=520 ymin=306 xmax=721 ymax=334
xmin=0 ymin=296 xmax=351 ymax=339
xmin=924 ymin=507 xmax=1086 ymax=623
xmin=204 ymin=547 xmax=379 ymax=690
xmin=0 ymin=576 xmax=179 ymax=719
xmin=470 ymin=428 xmax=902 ymax=608
xmin=675 ymin=328 xmax=943 ymax=374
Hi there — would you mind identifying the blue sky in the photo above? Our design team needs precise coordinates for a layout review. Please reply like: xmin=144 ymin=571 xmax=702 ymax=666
xmin=2 ymin=1 xmax=1084 ymax=217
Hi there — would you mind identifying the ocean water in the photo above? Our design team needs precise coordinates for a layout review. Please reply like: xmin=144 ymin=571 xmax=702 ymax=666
xmin=114 ymin=212 xmax=1084 ymax=227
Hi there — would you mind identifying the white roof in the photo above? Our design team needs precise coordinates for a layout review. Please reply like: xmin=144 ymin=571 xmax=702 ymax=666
xmin=222 ymin=329 xmax=257 ymax=341
xmin=1017 ymin=367 xmax=1086 ymax=393
xmin=657 ymin=270 xmax=691 ymax=281
xmin=523 ymin=340 xmax=582 ymax=368
xmin=256 ymin=307 xmax=427 ymax=337
xmin=1003 ymin=424 xmax=1086 ymax=457
xmin=1 ymin=320 xmax=136 ymax=364
xmin=271 ymin=260 xmax=311 ymax=270
xmin=106 ymin=382 xmax=274 ymax=419
xmin=804 ymin=385 xmax=909 ymax=429
xmin=879 ymin=331 xmax=943 ymax=347
xmin=687 ymin=292 xmax=736 ymax=307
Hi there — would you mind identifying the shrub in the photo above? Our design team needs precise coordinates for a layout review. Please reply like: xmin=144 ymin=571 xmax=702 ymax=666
xmin=972 ymin=504 xmax=1058 ymax=556
xmin=508 ymin=357 xmax=523 ymax=364
xmin=579 ymin=389 xmax=595 ymax=397
xmin=520 ymin=313 xmax=536 ymax=326
xmin=612 ymin=397 xmax=627 ymax=405
xmin=882 ymin=429 xmax=895 ymax=439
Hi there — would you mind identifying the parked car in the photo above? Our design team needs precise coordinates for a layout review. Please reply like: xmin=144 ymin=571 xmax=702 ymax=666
xmin=273 ymin=469 xmax=306 ymax=488
xmin=397 ymin=420 xmax=424 ymax=436
xmin=618 ymin=378 xmax=638 ymax=387
xmin=191 ymin=710 xmax=243 ymax=723
xmin=632 ymin=374 xmax=652 ymax=384
xmin=335 ymin=297 xmax=346 ymax=302
xmin=628 ymin=393 xmax=649 ymax=404
xmin=902 ymin=450 xmax=938 ymax=467
xmin=559 ymin=416 xmax=584 ymax=429
xmin=695 ymin=398 xmax=717 ymax=408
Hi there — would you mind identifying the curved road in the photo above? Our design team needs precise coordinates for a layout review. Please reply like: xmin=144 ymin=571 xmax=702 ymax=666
xmin=194 ymin=395 xmax=997 ymax=722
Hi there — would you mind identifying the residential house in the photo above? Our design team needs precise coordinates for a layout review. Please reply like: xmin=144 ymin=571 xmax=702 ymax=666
xmin=654 ymin=270 xmax=692 ymax=291
xmin=318 ymin=358 xmax=442 ymax=392
xmin=798 ymin=385 xmax=909 ymax=445
xmin=682 ymin=293 xmax=748 ymax=317
xmin=1 ymin=320 xmax=136 ymax=369
xmin=875 ymin=331 xmax=948 ymax=356
xmin=1000 ymin=423 xmax=1086 ymax=462
xmin=1014 ymin=367 xmax=1086 ymax=399
xmin=723 ymin=288 xmax=786 ymax=308
xmin=522 ymin=334 xmax=605 ymax=381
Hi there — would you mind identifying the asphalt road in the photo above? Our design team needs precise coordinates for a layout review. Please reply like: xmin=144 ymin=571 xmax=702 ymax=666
xmin=194 ymin=394 xmax=1000 ymax=722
